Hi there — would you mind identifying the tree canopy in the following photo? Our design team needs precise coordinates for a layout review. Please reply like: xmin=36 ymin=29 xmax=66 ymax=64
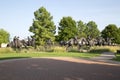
xmin=29 ymin=7 xmax=56 ymax=46
xmin=101 ymin=24 xmax=120 ymax=43
xmin=57 ymin=16 xmax=77 ymax=41
xmin=77 ymin=20 xmax=87 ymax=38
xmin=86 ymin=21 xmax=100 ymax=38
xmin=0 ymin=29 xmax=10 ymax=44
xmin=28 ymin=6 xmax=120 ymax=45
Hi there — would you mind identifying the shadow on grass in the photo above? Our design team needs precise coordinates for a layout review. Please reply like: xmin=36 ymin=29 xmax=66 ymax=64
xmin=68 ymin=50 xmax=80 ymax=53
xmin=89 ymin=48 xmax=110 ymax=54
xmin=0 ymin=57 xmax=30 ymax=60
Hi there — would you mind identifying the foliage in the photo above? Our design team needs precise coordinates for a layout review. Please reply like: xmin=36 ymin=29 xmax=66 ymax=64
xmin=57 ymin=16 xmax=77 ymax=41
xmin=77 ymin=20 xmax=87 ymax=38
xmin=101 ymin=24 xmax=120 ymax=44
xmin=90 ymin=46 xmax=120 ymax=53
xmin=57 ymin=20 xmax=100 ymax=41
xmin=53 ymin=46 xmax=66 ymax=52
xmin=86 ymin=21 xmax=100 ymax=38
xmin=29 ymin=7 xmax=56 ymax=46
xmin=0 ymin=48 xmax=15 ymax=53
xmin=0 ymin=29 xmax=10 ymax=45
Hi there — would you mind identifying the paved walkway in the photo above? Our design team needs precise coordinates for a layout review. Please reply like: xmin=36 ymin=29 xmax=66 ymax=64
xmin=0 ymin=52 xmax=120 ymax=80
xmin=91 ymin=52 xmax=120 ymax=64
xmin=92 ymin=52 xmax=116 ymax=60
xmin=0 ymin=58 xmax=120 ymax=80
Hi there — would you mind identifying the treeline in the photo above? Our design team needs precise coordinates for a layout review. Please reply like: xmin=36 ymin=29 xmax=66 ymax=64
xmin=56 ymin=17 xmax=120 ymax=44
xmin=29 ymin=7 xmax=120 ymax=46
xmin=56 ymin=17 xmax=100 ymax=41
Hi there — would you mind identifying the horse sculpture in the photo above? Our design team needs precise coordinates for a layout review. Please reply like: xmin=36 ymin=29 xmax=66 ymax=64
xmin=27 ymin=36 xmax=36 ymax=48
xmin=12 ymin=36 xmax=23 ymax=50
xmin=64 ymin=35 xmax=115 ymax=51
xmin=66 ymin=37 xmax=88 ymax=51
xmin=59 ymin=41 xmax=67 ymax=46
xmin=7 ymin=36 xmax=36 ymax=51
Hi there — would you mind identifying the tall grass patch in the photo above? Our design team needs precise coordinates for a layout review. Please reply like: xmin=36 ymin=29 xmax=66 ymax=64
xmin=0 ymin=48 xmax=15 ymax=54
xmin=53 ymin=46 xmax=66 ymax=52
xmin=90 ymin=46 xmax=120 ymax=53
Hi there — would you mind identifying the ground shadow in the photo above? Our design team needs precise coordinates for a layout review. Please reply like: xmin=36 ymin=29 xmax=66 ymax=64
xmin=89 ymin=48 xmax=110 ymax=53
xmin=0 ymin=57 xmax=30 ymax=60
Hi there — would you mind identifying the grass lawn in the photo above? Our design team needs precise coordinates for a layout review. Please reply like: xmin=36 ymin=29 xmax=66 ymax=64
xmin=0 ymin=52 xmax=100 ymax=60
xmin=114 ymin=54 xmax=120 ymax=61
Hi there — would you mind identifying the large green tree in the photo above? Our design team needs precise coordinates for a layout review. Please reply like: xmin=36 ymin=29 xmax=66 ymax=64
xmin=86 ymin=21 xmax=100 ymax=38
xmin=101 ymin=24 xmax=120 ymax=43
xmin=58 ymin=16 xmax=77 ymax=41
xmin=0 ymin=29 xmax=10 ymax=45
xmin=29 ymin=7 xmax=56 ymax=46
xmin=77 ymin=20 xmax=87 ymax=38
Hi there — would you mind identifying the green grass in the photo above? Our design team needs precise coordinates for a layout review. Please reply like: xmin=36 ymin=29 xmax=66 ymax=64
xmin=0 ymin=52 xmax=100 ymax=60
xmin=114 ymin=54 xmax=120 ymax=61
xmin=3 ymin=46 xmax=120 ymax=60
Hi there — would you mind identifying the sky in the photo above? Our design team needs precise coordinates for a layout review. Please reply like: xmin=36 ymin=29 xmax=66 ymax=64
xmin=0 ymin=0 xmax=120 ymax=40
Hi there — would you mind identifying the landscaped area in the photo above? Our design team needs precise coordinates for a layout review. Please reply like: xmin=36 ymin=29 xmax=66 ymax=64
xmin=0 ymin=1 xmax=120 ymax=80
xmin=0 ymin=52 xmax=100 ymax=60
xmin=0 ymin=46 xmax=120 ymax=61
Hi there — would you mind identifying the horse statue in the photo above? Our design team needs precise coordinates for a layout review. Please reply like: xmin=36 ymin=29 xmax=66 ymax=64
xmin=27 ymin=36 xmax=36 ymax=48
xmin=105 ymin=37 xmax=113 ymax=46
xmin=7 ymin=36 xmax=29 ymax=50
xmin=66 ymin=37 xmax=88 ymax=51
xmin=59 ymin=41 xmax=67 ymax=46
xmin=95 ymin=37 xmax=105 ymax=46
xmin=12 ymin=36 xmax=23 ymax=50
xmin=77 ymin=37 xmax=88 ymax=49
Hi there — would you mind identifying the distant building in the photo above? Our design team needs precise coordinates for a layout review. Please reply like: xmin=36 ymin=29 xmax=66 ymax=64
xmin=1 ymin=43 xmax=8 ymax=48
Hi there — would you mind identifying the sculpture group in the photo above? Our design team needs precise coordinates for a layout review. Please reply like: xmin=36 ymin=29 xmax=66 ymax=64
xmin=7 ymin=35 xmax=114 ymax=52
xmin=60 ymin=36 xmax=114 ymax=51
xmin=7 ymin=36 xmax=35 ymax=50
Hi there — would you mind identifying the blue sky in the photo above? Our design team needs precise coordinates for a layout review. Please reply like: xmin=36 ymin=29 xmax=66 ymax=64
xmin=0 ymin=0 xmax=120 ymax=40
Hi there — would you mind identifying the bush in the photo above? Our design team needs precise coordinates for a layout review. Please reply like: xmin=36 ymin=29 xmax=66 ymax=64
xmin=0 ymin=48 xmax=15 ymax=53
xmin=53 ymin=46 xmax=66 ymax=52
xmin=89 ymin=46 xmax=120 ymax=53
xmin=35 ymin=46 xmax=45 ymax=52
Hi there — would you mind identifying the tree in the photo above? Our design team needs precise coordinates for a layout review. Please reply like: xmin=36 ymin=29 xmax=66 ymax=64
xmin=101 ymin=24 xmax=120 ymax=44
xmin=58 ymin=16 xmax=77 ymax=41
xmin=0 ymin=29 xmax=10 ymax=45
xmin=77 ymin=20 xmax=87 ymax=38
xmin=29 ymin=7 xmax=56 ymax=46
xmin=86 ymin=21 xmax=100 ymax=38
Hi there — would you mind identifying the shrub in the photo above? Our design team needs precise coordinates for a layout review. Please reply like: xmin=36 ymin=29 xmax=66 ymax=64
xmin=89 ymin=46 xmax=120 ymax=53
xmin=0 ymin=48 xmax=15 ymax=54
xmin=53 ymin=46 xmax=66 ymax=52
